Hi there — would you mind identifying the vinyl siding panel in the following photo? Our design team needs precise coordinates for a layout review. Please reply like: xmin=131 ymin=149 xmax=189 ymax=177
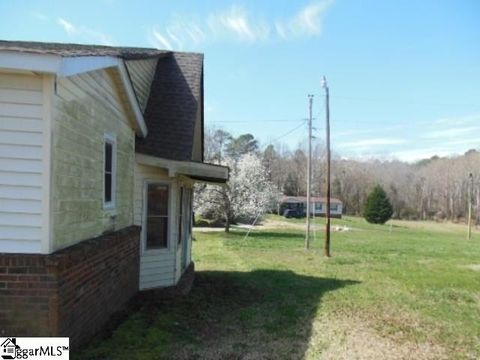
xmin=134 ymin=162 xmax=195 ymax=290
xmin=125 ymin=58 xmax=158 ymax=112
xmin=51 ymin=68 xmax=135 ymax=251
xmin=0 ymin=72 xmax=47 ymax=253
xmin=135 ymin=163 xmax=178 ymax=290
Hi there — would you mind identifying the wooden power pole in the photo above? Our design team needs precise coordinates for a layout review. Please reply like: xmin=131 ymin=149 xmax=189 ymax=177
xmin=468 ymin=172 xmax=473 ymax=240
xmin=322 ymin=76 xmax=331 ymax=257
xmin=305 ymin=95 xmax=313 ymax=249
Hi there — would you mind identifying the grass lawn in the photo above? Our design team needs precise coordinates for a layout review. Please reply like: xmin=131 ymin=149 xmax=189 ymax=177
xmin=78 ymin=216 xmax=480 ymax=359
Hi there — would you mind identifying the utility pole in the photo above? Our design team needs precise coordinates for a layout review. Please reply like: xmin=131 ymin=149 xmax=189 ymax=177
xmin=305 ymin=95 xmax=313 ymax=249
xmin=322 ymin=76 xmax=331 ymax=257
xmin=468 ymin=172 xmax=473 ymax=240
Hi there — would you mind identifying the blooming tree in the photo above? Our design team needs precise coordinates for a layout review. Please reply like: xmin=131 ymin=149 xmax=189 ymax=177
xmin=195 ymin=153 xmax=281 ymax=232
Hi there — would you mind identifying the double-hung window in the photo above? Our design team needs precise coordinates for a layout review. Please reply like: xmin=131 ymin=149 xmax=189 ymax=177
xmin=146 ymin=184 xmax=169 ymax=249
xmin=104 ymin=134 xmax=116 ymax=209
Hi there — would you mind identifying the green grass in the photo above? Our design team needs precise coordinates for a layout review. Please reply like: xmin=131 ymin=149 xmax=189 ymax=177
xmin=77 ymin=216 xmax=480 ymax=359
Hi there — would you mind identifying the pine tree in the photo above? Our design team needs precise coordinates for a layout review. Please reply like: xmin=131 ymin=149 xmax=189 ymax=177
xmin=364 ymin=185 xmax=393 ymax=224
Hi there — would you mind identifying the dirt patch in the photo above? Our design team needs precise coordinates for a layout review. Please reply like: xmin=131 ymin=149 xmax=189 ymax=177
xmin=193 ymin=227 xmax=227 ymax=232
xmin=306 ymin=314 xmax=447 ymax=360
xmin=194 ymin=218 xmax=355 ymax=233
xmin=246 ymin=218 xmax=354 ymax=232
xmin=463 ymin=264 xmax=480 ymax=272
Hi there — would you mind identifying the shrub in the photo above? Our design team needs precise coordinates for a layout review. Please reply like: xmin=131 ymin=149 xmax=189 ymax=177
xmin=364 ymin=185 xmax=394 ymax=224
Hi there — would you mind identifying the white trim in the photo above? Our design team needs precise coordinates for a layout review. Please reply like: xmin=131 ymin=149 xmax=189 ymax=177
xmin=60 ymin=56 xmax=119 ymax=77
xmin=0 ymin=51 xmax=148 ymax=138
xmin=142 ymin=179 xmax=173 ymax=255
xmin=135 ymin=153 xmax=229 ymax=182
xmin=103 ymin=133 xmax=117 ymax=210
xmin=41 ymin=74 xmax=54 ymax=254
xmin=0 ymin=51 xmax=61 ymax=74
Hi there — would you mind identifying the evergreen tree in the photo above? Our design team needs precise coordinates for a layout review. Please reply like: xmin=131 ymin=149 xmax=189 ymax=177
xmin=364 ymin=185 xmax=393 ymax=224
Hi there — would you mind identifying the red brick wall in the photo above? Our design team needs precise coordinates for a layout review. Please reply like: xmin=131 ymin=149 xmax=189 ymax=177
xmin=0 ymin=226 xmax=140 ymax=348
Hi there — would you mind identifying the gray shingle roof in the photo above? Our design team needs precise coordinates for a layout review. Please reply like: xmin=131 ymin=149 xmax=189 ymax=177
xmin=0 ymin=40 xmax=204 ymax=161
xmin=0 ymin=40 xmax=167 ymax=59
xmin=135 ymin=52 xmax=203 ymax=161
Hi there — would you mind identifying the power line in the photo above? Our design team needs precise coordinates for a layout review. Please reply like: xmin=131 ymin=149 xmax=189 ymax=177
xmin=209 ymin=119 xmax=305 ymax=124
xmin=332 ymin=95 xmax=480 ymax=109
xmin=264 ymin=120 xmax=307 ymax=145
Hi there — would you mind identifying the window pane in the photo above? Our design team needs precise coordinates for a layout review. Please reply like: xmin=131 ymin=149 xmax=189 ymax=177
xmin=147 ymin=184 xmax=168 ymax=216
xmin=105 ymin=173 xmax=112 ymax=202
xmin=105 ymin=142 xmax=112 ymax=172
xmin=146 ymin=217 xmax=168 ymax=249
xmin=146 ymin=184 xmax=169 ymax=249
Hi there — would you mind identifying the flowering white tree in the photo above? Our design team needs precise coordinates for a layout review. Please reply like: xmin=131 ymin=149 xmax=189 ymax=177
xmin=195 ymin=153 xmax=281 ymax=232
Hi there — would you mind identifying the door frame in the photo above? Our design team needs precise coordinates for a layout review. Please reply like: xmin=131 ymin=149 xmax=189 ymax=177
xmin=141 ymin=179 xmax=174 ymax=256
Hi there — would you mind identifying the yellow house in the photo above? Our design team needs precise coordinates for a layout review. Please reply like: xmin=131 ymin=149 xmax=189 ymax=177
xmin=0 ymin=40 xmax=228 ymax=347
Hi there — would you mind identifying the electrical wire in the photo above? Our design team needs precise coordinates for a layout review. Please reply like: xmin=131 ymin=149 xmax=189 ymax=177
xmin=267 ymin=120 xmax=307 ymax=145
xmin=209 ymin=119 xmax=305 ymax=124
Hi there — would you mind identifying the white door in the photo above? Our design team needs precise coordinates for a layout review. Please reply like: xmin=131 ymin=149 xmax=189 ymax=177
xmin=139 ymin=182 xmax=176 ymax=290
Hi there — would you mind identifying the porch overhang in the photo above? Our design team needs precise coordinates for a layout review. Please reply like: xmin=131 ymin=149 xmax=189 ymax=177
xmin=136 ymin=153 xmax=229 ymax=184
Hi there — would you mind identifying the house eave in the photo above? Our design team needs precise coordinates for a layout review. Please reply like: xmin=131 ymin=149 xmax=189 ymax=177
xmin=136 ymin=153 xmax=229 ymax=184
xmin=0 ymin=50 xmax=148 ymax=138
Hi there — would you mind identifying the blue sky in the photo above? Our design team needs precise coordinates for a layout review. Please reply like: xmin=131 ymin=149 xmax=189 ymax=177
xmin=1 ymin=0 xmax=479 ymax=161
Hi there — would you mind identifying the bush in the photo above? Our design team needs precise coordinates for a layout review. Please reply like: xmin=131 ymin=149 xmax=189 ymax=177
xmin=364 ymin=185 xmax=394 ymax=224
xmin=194 ymin=219 xmax=210 ymax=227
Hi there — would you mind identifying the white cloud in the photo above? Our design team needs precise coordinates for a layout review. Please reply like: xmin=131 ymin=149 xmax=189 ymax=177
xmin=208 ymin=5 xmax=270 ymax=42
xmin=443 ymin=138 xmax=480 ymax=147
xmin=339 ymin=138 xmax=406 ymax=149
xmin=423 ymin=126 xmax=479 ymax=139
xmin=152 ymin=29 xmax=173 ymax=50
xmin=391 ymin=148 xmax=453 ymax=163
xmin=149 ymin=6 xmax=269 ymax=50
xmin=149 ymin=2 xmax=334 ymax=50
xmin=275 ymin=0 xmax=334 ymax=39
xmin=434 ymin=113 xmax=480 ymax=125
xmin=165 ymin=17 xmax=206 ymax=48
xmin=57 ymin=18 xmax=77 ymax=35
xmin=57 ymin=17 xmax=115 ymax=46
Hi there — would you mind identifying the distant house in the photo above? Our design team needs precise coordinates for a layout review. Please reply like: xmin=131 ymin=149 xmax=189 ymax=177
xmin=281 ymin=196 xmax=343 ymax=218
xmin=0 ymin=40 xmax=228 ymax=347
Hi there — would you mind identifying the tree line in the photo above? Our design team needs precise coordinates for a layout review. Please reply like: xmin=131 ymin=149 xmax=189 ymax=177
xmin=199 ymin=127 xmax=480 ymax=225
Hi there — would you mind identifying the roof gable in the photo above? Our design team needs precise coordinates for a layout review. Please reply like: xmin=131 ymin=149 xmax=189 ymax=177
xmin=125 ymin=58 xmax=158 ymax=113
xmin=135 ymin=52 xmax=203 ymax=161
xmin=0 ymin=40 xmax=204 ymax=157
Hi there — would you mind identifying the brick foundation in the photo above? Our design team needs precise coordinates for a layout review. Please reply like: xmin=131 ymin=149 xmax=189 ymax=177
xmin=0 ymin=225 xmax=140 ymax=348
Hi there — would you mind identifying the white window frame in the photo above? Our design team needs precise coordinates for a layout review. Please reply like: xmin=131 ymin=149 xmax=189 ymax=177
xmin=103 ymin=133 xmax=117 ymax=210
xmin=142 ymin=180 xmax=172 ymax=254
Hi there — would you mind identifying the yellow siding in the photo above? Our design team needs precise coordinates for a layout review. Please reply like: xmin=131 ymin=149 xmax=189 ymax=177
xmin=51 ymin=69 xmax=135 ymax=250
xmin=125 ymin=58 xmax=158 ymax=112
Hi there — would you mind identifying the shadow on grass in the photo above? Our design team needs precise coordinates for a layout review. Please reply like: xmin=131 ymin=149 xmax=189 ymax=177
xmin=77 ymin=270 xmax=359 ymax=360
